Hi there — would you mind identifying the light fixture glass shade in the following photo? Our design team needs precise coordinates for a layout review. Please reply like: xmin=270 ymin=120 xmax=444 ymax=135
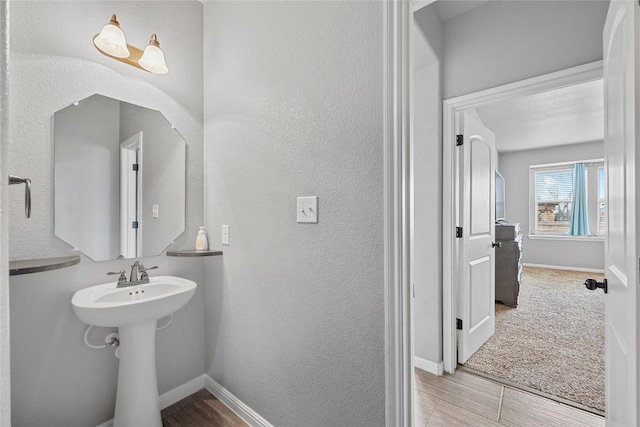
xmin=93 ymin=15 xmax=130 ymax=58
xmin=138 ymin=34 xmax=169 ymax=74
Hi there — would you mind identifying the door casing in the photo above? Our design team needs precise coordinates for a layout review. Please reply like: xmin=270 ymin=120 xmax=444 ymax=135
xmin=441 ymin=61 xmax=604 ymax=373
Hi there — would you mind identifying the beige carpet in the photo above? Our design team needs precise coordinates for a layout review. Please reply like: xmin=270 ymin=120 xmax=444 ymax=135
xmin=464 ymin=266 xmax=605 ymax=413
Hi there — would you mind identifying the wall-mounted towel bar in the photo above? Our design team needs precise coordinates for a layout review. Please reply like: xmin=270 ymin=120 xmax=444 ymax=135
xmin=9 ymin=175 xmax=31 ymax=218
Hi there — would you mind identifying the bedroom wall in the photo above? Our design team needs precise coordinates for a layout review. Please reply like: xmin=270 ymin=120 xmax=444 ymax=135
xmin=498 ymin=141 xmax=605 ymax=271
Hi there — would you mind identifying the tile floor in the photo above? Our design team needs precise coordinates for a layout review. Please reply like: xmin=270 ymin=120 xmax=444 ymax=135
xmin=415 ymin=368 xmax=604 ymax=427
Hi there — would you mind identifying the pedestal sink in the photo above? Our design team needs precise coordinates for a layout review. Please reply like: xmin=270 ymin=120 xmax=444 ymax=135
xmin=72 ymin=276 xmax=196 ymax=427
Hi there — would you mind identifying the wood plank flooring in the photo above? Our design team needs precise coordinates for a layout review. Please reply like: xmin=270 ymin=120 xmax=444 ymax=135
xmin=161 ymin=389 xmax=248 ymax=427
xmin=415 ymin=368 xmax=604 ymax=427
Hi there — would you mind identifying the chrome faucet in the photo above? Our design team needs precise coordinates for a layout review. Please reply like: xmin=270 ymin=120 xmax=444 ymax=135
xmin=129 ymin=260 xmax=144 ymax=282
xmin=107 ymin=261 xmax=158 ymax=288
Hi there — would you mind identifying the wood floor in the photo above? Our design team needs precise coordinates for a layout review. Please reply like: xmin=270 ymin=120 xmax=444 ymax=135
xmin=415 ymin=368 xmax=604 ymax=427
xmin=161 ymin=389 xmax=248 ymax=427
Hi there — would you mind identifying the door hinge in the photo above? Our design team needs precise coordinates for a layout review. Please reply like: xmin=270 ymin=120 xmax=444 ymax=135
xmin=456 ymin=227 xmax=463 ymax=238
xmin=132 ymin=221 xmax=139 ymax=229
xmin=456 ymin=134 xmax=464 ymax=146
xmin=456 ymin=318 xmax=463 ymax=330
xmin=132 ymin=164 xmax=139 ymax=171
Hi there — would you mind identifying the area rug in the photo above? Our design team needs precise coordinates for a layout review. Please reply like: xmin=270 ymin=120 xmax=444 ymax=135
xmin=464 ymin=266 xmax=605 ymax=413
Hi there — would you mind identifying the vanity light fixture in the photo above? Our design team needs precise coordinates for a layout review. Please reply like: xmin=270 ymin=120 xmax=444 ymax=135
xmin=93 ymin=14 xmax=169 ymax=75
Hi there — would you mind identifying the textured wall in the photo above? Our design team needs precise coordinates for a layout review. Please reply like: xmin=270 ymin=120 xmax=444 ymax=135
xmin=499 ymin=141 xmax=605 ymax=270
xmin=1 ymin=1 xmax=11 ymax=424
xmin=203 ymin=1 xmax=385 ymax=425
xmin=8 ymin=2 xmax=204 ymax=425
xmin=443 ymin=0 xmax=609 ymax=99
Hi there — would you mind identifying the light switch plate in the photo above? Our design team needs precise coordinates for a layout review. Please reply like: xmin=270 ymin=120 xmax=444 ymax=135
xmin=297 ymin=196 xmax=318 ymax=223
xmin=152 ymin=204 xmax=159 ymax=219
xmin=221 ymin=225 xmax=230 ymax=245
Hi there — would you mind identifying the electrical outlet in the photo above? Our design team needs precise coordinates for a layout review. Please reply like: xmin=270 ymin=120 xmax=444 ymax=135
xmin=297 ymin=196 xmax=318 ymax=223
xmin=221 ymin=225 xmax=230 ymax=245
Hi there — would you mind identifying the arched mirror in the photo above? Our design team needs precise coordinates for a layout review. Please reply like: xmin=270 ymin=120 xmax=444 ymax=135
xmin=54 ymin=94 xmax=186 ymax=261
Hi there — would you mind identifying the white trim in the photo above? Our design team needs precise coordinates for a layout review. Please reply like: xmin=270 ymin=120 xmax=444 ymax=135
xmin=413 ymin=357 xmax=443 ymax=376
xmin=159 ymin=375 xmax=206 ymax=410
xmin=204 ymin=375 xmax=273 ymax=427
xmin=444 ymin=61 xmax=603 ymax=109
xmin=94 ymin=374 xmax=275 ymax=427
xmin=442 ymin=102 xmax=457 ymax=374
xmin=523 ymin=263 xmax=605 ymax=274
xmin=442 ymin=61 xmax=604 ymax=376
xmin=384 ymin=1 xmax=411 ymax=426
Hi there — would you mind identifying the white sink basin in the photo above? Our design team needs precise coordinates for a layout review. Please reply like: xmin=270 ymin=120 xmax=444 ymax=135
xmin=72 ymin=276 xmax=196 ymax=327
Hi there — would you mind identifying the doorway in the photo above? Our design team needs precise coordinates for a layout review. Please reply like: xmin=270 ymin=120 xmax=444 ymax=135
xmin=442 ymin=61 xmax=604 ymax=371
xmin=442 ymin=62 xmax=605 ymax=412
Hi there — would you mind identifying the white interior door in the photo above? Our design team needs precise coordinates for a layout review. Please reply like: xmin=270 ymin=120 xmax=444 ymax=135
xmin=120 ymin=132 xmax=142 ymax=259
xmin=457 ymin=111 xmax=497 ymax=364
xmin=603 ymin=1 xmax=638 ymax=425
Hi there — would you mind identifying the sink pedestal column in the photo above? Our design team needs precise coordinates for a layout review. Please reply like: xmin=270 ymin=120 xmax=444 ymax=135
xmin=113 ymin=320 xmax=161 ymax=427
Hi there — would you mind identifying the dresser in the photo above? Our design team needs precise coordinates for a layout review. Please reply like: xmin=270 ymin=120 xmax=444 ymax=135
xmin=495 ymin=223 xmax=523 ymax=308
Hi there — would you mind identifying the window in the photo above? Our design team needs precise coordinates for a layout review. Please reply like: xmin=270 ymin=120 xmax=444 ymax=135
xmin=534 ymin=167 xmax=573 ymax=232
xmin=530 ymin=160 xmax=605 ymax=236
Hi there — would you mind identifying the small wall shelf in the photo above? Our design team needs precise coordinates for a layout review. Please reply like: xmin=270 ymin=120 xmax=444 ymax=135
xmin=166 ymin=249 xmax=223 ymax=257
xmin=10 ymin=255 xmax=81 ymax=276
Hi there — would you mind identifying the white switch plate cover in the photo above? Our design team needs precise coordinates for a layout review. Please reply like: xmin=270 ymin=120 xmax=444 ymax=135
xmin=221 ymin=225 xmax=230 ymax=245
xmin=152 ymin=204 xmax=159 ymax=219
xmin=297 ymin=196 xmax=318 ymax=223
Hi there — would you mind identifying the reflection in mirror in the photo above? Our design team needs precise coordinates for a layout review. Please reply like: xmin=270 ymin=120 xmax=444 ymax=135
xmin=54 ymin=94 xmax=186 ymax=261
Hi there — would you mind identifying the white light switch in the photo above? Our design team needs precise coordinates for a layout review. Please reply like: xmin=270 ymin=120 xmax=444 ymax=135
xmin=152 ymin=204 xmax=159 ymax=219
xmin=221 ymin=225 xmax=230 ymax=245
xmin=297 ymin=196 xmax=318 ymax=223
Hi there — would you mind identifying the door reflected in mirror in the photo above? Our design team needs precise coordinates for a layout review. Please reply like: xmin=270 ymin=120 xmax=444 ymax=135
xmin=54 ymin=94 xmax=186 ymax=261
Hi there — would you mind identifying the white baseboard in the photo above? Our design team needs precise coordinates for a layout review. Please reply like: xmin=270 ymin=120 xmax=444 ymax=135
xmin=96 ymin=375 xmax=206 ymax=427
xmin=95 ymin=375 xmax=273 ymax=427
xmin=159 ymin=375 xmax=206 ymax=409
xmin=523 ymin=263 xmax=605 ymax=274
xmin=414 ymin=356 xmax=444 ymax=376
xmin=204 ymin=375 xmax=273 ymax=427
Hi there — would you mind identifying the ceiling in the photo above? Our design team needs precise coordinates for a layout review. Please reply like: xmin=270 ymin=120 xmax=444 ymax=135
xmin=474 ymin=79 xmax=604 ymax=153
xmin=432 ymin=1 xmax=489 ymax=21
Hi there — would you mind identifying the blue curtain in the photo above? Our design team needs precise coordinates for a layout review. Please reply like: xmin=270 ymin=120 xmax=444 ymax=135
xmin=567 ymin=163 xmax=590 ymax=236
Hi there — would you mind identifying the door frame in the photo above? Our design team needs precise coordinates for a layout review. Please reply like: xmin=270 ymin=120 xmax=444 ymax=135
xmin=384 ymin=0 xmax=412 ymax=425
xmin=442 ymin=61 xmax=604 ymax=373
xmin=0 ymin=1 xmax=9 ymax=424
